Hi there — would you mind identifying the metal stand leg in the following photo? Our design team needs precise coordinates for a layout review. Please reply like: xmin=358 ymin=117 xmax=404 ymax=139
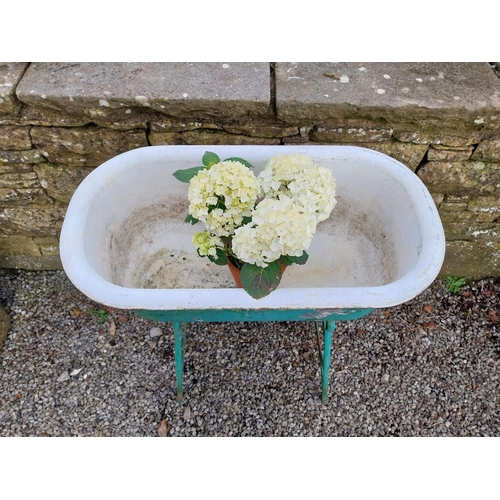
xmin=316 ymin=320 xmax=335 ymax=403
xmin=172 ymin=322 xmax=187 ymax=402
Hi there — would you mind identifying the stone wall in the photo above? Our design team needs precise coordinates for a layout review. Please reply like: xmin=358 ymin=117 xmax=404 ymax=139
xmin=1 ymin=62 xmax=500 ymax=277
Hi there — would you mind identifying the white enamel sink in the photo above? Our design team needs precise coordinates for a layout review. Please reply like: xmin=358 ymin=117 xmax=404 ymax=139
xmin=59 ymin=145 xmax=445 ymax=312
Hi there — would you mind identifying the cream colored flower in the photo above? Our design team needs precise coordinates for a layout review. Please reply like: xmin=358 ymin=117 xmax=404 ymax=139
xmin=192 ymin=231 xmax=222 ymax=257
xmin=188 ymin=160 xmax=260 ymax=236
xmin=232 ymin=194 xmax=317 ymax=267
xmin=257 ymin=153 xmax=337 ymax=222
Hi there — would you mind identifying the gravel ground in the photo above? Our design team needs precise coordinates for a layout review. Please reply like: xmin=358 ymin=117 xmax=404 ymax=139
xmin=0 ymin=269 xmax=499 ymax=437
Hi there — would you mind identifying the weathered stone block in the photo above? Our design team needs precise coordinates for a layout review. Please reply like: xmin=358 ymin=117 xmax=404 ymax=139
xmin=276 ymin=63 xmax=500 ymax=131
xmin=471 ymin=137 xmax=500 ymax=161
xmin=0 ymin=254 xmax=62 ymax=270
xmin=0 ymin=187 xmax=51 ymax=205
xmin=418 ymin=161 xmax=500 ymax=196
xmin=149 ymin=117 xmax=221 ymax=133
xmin=180 ymin=129 xmax=280 ymax=145
xmin=33 ymin=236 xmax=59 ymax=256
xmin=443 ymin=221 xmax=498 ymax=241
xmin=0 ymin=149 xmax=44 ymax=164
xmin=33 ymin=164 xmax=94 ymax=203
xmin=360 ymin=142 xmax=427 ymax=171
xmin=0 ymin=235 xmax=40 ymax=256
xmin=15 ymin=105 xmax=91 ymax=127
xmin=92 ymin=108 xmax=194 ymax=131
xmin=440 ymin=240 xmax=500 ymax=278
xmin=0 ymin=204 xmax=66 ymax=236
xmin=30 ymin=126 xmax=148 ymax=166
xmin=147 ymin=131 xmax=183 ymax=146
xmin=445 ymin=195 xmax=471 ymax=203
xmin=0 ymin=165 xmax=40 ymax=189
xmin=0 ymin=63 xmax=29 ymax=115
xmin=439 ymin=202 xmax=468 ymax=212
xmin=16 ymin=62 xmax=272 ymax=121
xmin=310 ymin=124 xmax=393 ymax=143
xmin=0 ymin=126 xmax=31 ymax=150
xmin=439 ymin=210 xmax=498 ymax=223
xmin=439 ymin=195 xmax=470 ymax=212
xmin=394 ymin=129 xmax=483 ymax=147
xmin=467 ymin=196 xmax=500 ymax=215
xmin=93 ymin=112 xmax=153 ymax=131
xmin=427 ymin=145 xmax=474 ymax=161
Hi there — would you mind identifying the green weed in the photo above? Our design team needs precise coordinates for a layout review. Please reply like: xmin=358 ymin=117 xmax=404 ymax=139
xmin=444 ymin=276 xmax=467 ymax=293
xmin=91 ymin=308 xmax=109 ymax=324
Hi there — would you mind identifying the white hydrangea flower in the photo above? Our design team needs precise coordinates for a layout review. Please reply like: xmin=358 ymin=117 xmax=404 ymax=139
xmin=188 ymin=160 xmax=260 ymax=236
xmin=257 ymin=153 xmax=337 ymax=222
xmin=192 ymin=231 xmax=222 ymax=257
xmin=232 ymin=194 xmax=317 ymax=268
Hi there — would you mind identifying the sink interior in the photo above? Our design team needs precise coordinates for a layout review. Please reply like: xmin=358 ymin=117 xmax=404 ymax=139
xmin=105 ymin=194 xmax=400 ymax=290
xmin=82 ymin=147 xmax=420 ymax=292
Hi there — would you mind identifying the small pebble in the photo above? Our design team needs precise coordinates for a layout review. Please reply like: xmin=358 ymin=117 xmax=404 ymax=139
xmin=149 ymin=327 xmax=163 ymax=338
xmin=57 ymin=372 xmax=70 ymax=382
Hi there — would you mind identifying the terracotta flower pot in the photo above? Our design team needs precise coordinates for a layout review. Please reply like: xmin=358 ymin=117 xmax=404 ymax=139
xmin=227 ymin=261 xmax=287 ymax=288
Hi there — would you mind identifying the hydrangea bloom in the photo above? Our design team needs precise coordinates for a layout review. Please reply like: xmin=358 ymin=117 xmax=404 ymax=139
xmin=192 ymin=231 xmax=222 ymax=257
xmin=188 ymin=160 xmax=260 ymax=236
xmin=232 ymin=194 xmax=317 ymax=267
xmin=257 ymin=153 xmax=337 ymax=222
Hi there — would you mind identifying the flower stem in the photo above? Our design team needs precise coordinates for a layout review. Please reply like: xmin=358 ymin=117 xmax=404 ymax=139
xmin=224 ymin=244 xmax=243 ymax=269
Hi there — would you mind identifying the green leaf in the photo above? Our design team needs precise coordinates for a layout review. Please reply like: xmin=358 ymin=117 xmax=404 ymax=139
xmin=240 ymin=261 xmax=282 ymax=300
xmin=184 ymin=214 xmax=199 ymax=225
xmin=173 ymin=166 xmax=206 ymax=183
xmin=223 ymin=157 xmax=254 ymax=169
xmin=279 ymin=255 xmax=294 ymax=267
xmin=202 ymin=151 xmax=221 ymax=167
xmin=91 ymin=309 xmax=109 ymax=324
xmin=208 ymin=247 xmax=228 ymax=266
xmin=444 ymin=276 xmax=467 ymax=293
xmin=284 ymin=251 xmax=309 ymax=266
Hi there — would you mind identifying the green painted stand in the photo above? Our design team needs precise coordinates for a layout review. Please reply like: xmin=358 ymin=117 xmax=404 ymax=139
xmin=136 ymin=307 xmax=373 ymax=403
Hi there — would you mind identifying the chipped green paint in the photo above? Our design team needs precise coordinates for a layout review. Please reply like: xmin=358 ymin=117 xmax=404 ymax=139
xmin=320 ymin=320 xmax=335 ymax=403
xmin=135 ymin=308 xmax=373 ymax=323
xmin=172 ymin=322 xmax=187 ymax=402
